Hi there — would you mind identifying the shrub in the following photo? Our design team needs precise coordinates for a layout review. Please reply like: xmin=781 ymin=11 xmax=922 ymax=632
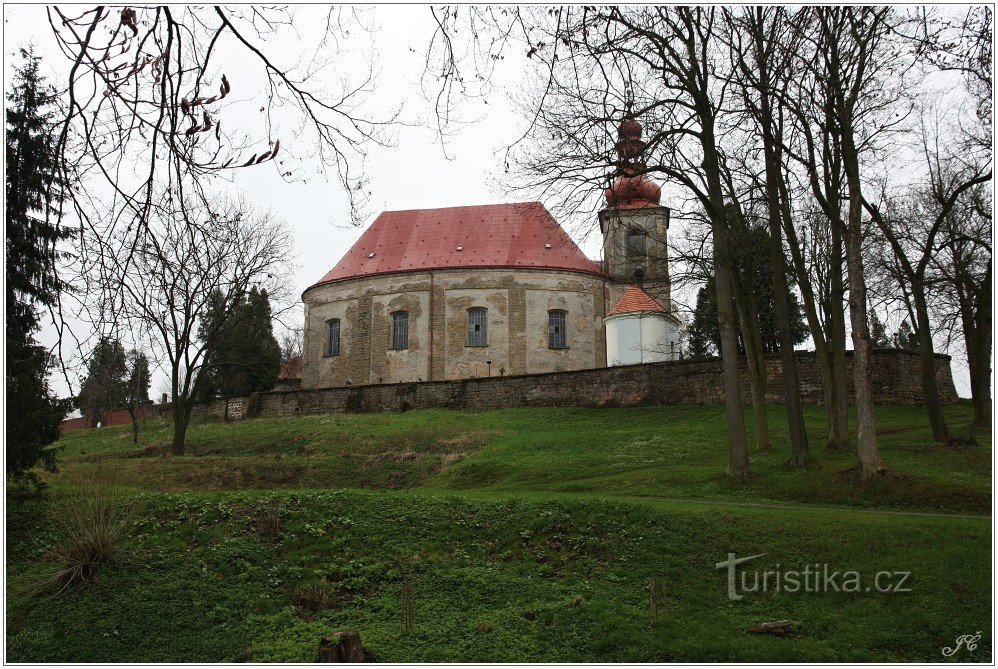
xmin=49 ymin=479 xmax=132 ymax=587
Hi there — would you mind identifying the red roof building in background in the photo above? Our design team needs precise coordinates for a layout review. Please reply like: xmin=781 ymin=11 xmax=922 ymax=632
xmin=307 ymin=201 xmax=604 ymax=291
xmin=300 ymin=108 xmax=679 ymax=388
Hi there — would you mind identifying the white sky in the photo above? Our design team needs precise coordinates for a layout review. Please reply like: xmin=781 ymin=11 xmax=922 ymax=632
xmin=4 ymin=4 xmax=974 ymax=399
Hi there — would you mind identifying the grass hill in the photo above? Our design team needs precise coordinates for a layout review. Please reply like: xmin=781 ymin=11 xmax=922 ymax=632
xmin=7 ymin=402 xmax=992 ymax=662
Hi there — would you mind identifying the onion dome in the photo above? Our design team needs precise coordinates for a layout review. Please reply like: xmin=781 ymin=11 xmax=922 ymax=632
xmin=604 ymin=112 xmax=662 ymax=209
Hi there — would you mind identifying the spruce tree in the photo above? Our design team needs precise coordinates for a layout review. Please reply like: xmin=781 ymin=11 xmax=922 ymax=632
xmin=687 ymin=286 xmax=717 ymax=358
xmin=688 ymin=227 xmax=808 ymax=358
xmin=77 ymin=336 xmax=128 ymax=426
xmin=5 ymin=48 xmax=71 ymax=481
xmin=892 ymin=320 xmax=919 ymax=351
xmin=198 ymin=287 xmax=282 ymax=400
xmin=244 ymin=287 xmax=282 ymax=393
xmin=869 ymin=309 xmax=891 ymax=349
xmin=124 ymin=350 xmax=151 ymax=443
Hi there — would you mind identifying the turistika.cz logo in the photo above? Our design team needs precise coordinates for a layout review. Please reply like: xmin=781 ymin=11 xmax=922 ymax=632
xmin=715 ymin=552 xmax=912 ymax=601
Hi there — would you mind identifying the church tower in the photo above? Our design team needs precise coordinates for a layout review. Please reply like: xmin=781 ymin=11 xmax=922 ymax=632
xmin=599 ymin=113 xmax=672 ymax=311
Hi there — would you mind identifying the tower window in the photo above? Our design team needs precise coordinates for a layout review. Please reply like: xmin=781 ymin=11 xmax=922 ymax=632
xmin=467 ymin=307 xmax=488 ymax=347
xmin=626 ymin=228 xmax=647 ymax=260
xmin=548 ymin=309 xmax=567 ymax=349
xmin=391 ymin=311 xmax=409 ymax=350
xmin=325 ymin=318 xmax=340 ymax=357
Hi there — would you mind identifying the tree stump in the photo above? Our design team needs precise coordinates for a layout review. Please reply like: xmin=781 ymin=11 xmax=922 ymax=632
xmin=317 ymin=630 xmax=365 ymax=663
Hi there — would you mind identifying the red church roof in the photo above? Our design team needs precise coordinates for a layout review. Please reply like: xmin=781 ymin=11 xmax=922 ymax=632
xmin=607 ymin=286 xmax=668 ymax=316
xmin=306 ymin=202 xmax=604 ymax=290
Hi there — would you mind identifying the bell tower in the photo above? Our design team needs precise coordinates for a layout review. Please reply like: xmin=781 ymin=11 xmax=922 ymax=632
xmin=599 ymin=110 xmax=671 ymax=311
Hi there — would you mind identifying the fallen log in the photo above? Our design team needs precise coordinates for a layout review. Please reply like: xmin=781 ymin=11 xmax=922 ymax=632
xmin=746 ymin=620 xmax=796 ymax=636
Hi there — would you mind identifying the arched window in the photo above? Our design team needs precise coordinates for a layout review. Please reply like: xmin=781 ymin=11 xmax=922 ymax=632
xmin=625 ymin=228 xmax=647 ymax=260
xmin=467 ymin=307 xmax=488 ymax=347
xmin=391 ymin=311 xmax=409 ymax=350
xmin=548 ymin=309 xmax=567 ymax=349
xmin=325 ymin=318 xmax=340 ymax=357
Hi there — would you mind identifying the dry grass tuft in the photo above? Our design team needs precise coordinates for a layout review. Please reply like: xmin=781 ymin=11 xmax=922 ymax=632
xmin=49 ymin=479 xmax=132 ymax=588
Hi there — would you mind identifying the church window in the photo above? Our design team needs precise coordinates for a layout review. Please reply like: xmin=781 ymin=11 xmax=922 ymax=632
xmin=391 ymin=311 xmax=409 ymax=350
xmin=325 ymin=318 xmax=340 ymax=357
xmin=548 ymin=309 xmax=567 ymax=349
xmin=467 ymin=307 xmax=488 ymax=347
xmin=626 ymin=228 xmax=647 ymax=260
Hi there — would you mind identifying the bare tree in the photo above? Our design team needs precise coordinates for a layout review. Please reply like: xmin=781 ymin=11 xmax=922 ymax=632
xmin=83 ymin=193 xmax=292 ymax=455
xmin=45 ymin=6 xmax=397 ymax=384
xmin=933 ymin=183 xmax=992 ymax=430
xmin=863 ymin=112 xmax=991 ymax=443
xmin=724 ymin=6 xmax=811 ymax=466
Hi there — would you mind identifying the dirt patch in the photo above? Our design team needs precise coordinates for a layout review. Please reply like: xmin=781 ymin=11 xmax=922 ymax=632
xmin=367 ymin=451 xmax=421 ymax=465
xmin=439 ymin=452 xmax=470 ymax=472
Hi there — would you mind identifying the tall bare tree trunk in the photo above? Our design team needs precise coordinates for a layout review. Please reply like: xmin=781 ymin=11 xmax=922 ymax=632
xmin=732 ymin=274 xmax=771 ymax=451
xmin=171 ymin=406 xmax=191 ymax=456
xmin=170 ymin=373 xmax=188 ymax=456
xmin=746 ymin=17 xmax=810 ymax=465
xmin=783 ymin=208 xmax=840 ymax=449
xmin=127 ymin=407 xmax=139 ymax=444
xmin=840 ymin=132 xmax=882 ymax=477
xmin=828 ymin=225 xmax=851 ymax=450
xmin=962 ymin=267 xmax=992 ymax=431
xmin=911 ymin=282 xmax=951 ymax=442
xmin=713 ymin=218 xmax=751 ymax=478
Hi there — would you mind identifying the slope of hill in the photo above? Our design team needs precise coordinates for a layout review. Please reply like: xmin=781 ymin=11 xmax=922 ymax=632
xmin=7 ymin=403 xmax=991 ymax=662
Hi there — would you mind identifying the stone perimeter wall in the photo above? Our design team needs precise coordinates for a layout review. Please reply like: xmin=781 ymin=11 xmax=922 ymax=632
xmin=178 ymin=348 xmax=956 ymax=421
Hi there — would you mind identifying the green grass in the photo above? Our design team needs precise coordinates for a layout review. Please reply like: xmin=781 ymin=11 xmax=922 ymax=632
xmin=6 ymin=402 xmax=992 ymax=662
xmin=52 ymin=402 xmax=989 ymax=513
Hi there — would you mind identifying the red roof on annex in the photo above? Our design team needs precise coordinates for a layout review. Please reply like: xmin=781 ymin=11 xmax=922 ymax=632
xmin=307 ymin=202 xmax=604 ymax=289
xmin=606 ymin=285 xmax=668 ymax=317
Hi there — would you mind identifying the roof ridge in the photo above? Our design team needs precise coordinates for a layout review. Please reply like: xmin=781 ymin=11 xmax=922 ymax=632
xmin=378 ymin=201 xmax=544 ymax=216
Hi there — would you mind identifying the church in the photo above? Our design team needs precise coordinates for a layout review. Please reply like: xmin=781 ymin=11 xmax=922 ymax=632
xmin=300 ymin=114 xmax=681 ymax=388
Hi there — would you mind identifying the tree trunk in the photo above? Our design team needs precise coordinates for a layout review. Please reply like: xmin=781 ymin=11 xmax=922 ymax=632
xmin=840 ymin=129 xmax=882 ymax=478
xmin=127 ymin=406 xmax=139 ymax=444
xmin=714 ymin=217 xmax=751 ymax=479
xmin=911 ymin=282 xmax=950 ymax=442
xmin=753 ymin=57 xmax=809 ymax=465
xmin=968 ymin=269 xmax=992 ymax=431
xmin=783 ymin=206 xmax=839 ymax=450
xmin=171 ymin=404 xmax=190 ymax=455
xmin=827 ymin=224 xmax=851 ymax=451
xmin=317 ymin=630 xmax=365 ymax=663
xmin=733 ymin=277 xmax=771 ymax=451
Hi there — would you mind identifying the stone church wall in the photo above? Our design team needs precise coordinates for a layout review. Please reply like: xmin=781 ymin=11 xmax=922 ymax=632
xmin=301 ymin=268 xmax=608 ymax=387
xmin=180 ymin=348 xmax=956 ymax=422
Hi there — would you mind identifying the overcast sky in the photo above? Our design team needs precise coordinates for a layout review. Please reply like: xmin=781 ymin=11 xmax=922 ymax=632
xmin=4 ymin=5 xmax=974 ymax=399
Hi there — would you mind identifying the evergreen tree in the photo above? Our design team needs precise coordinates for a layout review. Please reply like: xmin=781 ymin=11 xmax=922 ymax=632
xmin=687 ymin=285 xmax=717 ymax=358
xmin=126 ymin=351 xmax=151 ymax=407
xmin=5 ymin=48 xmax=71 ymax=481
xmin=244 ymin=287 xmax=282 ymax=392
xmin=892 ymin=320 xmax=919 ymax=351
xmin=869 ymin=309 xmax=891 ymax=349
xmin=196 ymin=289 xmax=231 ymax=401
xmin=124 ymin=349 xmax=151 ymax=444
xmin=198 ymin=286 xmax=282 ymax=399
xmin=78 ymin=336 xmax=128 ymax=426
xmin=688 ymin=248 xmax=809 ymax=358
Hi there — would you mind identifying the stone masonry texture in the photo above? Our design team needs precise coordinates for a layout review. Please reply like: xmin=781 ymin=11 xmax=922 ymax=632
xmin=172 ymin=348 xmax=957 ymax=422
